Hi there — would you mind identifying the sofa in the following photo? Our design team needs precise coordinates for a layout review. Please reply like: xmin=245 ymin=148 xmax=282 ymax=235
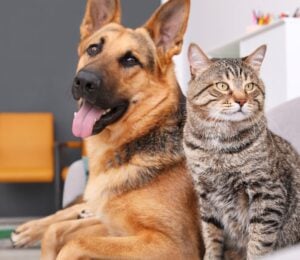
xmin=267 ymin=97 xmax=300 ymax=153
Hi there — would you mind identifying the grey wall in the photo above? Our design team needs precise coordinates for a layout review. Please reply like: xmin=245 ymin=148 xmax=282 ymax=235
xmin=0 ymin=0 xmax=160 ymax=217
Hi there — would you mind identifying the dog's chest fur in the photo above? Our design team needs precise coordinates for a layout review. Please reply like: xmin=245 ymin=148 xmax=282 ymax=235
xmin=83 ymin=140 xmax=114 ymax=218
xmin=82 ymin=139 xmax=141 ymax=235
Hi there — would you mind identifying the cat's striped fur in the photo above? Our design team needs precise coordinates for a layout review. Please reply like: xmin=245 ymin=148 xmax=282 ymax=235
xmin=184 ymin=44 xmax=300 ymax=259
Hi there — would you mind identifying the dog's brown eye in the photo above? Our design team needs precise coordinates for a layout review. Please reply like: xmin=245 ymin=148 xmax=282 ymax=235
xmin=119 ymin=52 xmax=141 ymax=68
xmin=87 ymin=44 xmax=101 ymax=57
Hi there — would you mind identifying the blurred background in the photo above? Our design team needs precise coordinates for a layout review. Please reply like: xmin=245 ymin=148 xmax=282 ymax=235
xmin=176 ymin=0 xmax=300 ymax=109
xmin=186 ymin=0 xmax=300 ymax=51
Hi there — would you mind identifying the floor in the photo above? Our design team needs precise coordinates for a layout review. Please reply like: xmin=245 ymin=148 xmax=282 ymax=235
xmin=0 ymin=249 xmax=40 ymax=260
xmin=0 ymin=218 xmax=40 ymax=260
xmin=1 ymin=219 xmax=300 ymax=260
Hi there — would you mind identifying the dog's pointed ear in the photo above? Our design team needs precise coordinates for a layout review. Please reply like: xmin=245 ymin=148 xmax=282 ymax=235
xmin=80 ymin=0 xmax=121 ymax=41
xmin=144 ymin=0 xmax=190 ymax=61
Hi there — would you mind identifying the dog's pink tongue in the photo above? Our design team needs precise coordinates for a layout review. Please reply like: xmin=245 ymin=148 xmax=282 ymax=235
xmin=72 ymin=102 xmax=104 ymax=138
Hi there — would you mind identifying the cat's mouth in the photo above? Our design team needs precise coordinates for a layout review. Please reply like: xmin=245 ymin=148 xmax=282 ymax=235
xmin=218 ymin=109 xmax=250 ymax=122
xmin=223 ymin=108 xmax=245 ymax=115
xmin=229 ymin=105 xmax=249 ymax=115
xmin=233 ymin=110 xmax=246 ymax=115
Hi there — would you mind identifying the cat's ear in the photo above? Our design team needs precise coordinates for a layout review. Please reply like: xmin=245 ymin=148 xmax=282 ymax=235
xmin=80 ymin=0 xmax=121 ymax=41
xmin=243 ymin=45 xmax=267 ymax=72
xmin=188 ymin=43 xmax=211 ymax=77
xmin=144 ymin=0 xmax=190 ymax=62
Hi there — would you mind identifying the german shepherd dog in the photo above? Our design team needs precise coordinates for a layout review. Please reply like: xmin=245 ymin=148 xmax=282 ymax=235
xmin=12 ymin=0 xmax=202 ymax=259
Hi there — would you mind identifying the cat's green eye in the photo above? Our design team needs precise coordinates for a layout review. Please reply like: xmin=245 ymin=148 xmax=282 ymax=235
xmin=245 ymin=83 xmax=256 ymax=92
xmin=215 ymin=82 xmax=229 ymax=91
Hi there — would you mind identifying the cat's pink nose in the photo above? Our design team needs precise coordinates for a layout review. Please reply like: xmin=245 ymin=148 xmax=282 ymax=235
xmin=235 ymin=99 xmax=247 ymax=106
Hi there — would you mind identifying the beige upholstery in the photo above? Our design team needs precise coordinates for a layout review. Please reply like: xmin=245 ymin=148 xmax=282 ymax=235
xmin=267 ymin=97 xmax=300 ymax=153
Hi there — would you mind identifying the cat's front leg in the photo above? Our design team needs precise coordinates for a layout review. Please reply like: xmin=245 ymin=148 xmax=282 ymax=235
xmin=201 ymin=216 xmax=224 ymax=260
xmin=246 ymin=181 xmax=285 ymax=259
xmin=247 ymin=224 xmax=278 ymax=260
xmin=200 ymin=194 xmax=225 ymax=260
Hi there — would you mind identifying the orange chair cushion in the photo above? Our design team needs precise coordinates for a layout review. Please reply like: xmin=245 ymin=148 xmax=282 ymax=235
xmin=0 ymin=113 xmax=54 ymax=182
xmin=0 ymin=168 xmax=53 ymax=182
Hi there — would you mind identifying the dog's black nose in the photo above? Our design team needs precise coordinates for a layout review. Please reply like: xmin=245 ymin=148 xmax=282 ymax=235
xmin=72 ymin=70 xmax=101 ymax=99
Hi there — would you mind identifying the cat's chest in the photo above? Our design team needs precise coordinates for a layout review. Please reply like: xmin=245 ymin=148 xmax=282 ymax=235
xmin=199 ymin=169 xmax=250 ymax=246
xmin=200 ymin=170 xmax=247 ymax=205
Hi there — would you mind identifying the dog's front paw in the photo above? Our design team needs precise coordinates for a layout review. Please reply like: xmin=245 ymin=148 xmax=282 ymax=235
xmin=11 ymin=219 xmax=44 ymax=248
xmin=78 ymin=209 xmax=94 ymax=219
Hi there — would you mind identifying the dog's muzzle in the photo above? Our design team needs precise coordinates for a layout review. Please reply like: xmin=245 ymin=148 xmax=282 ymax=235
xmin=71 ymin=69 xmax=129 ymax=138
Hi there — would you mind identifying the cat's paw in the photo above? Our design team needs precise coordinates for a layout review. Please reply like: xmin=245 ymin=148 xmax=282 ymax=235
xmin=204 ymin=253 xmax=222 ymax=260
xmin=247 ymin=255 xmax=257 ymax=260
xmin=224 ymin=249 xmax=246 ymax=260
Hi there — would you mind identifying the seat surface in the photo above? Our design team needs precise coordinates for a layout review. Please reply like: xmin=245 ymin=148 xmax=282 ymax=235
xmin=0 ymin=113 xmax=54 ymax=182
xmin=267 ymin=97 xmax=300 ymax=153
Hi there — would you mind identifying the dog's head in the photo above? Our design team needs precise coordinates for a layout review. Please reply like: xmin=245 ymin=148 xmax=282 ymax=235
xmin=72 ymin=0 xmax=190 ymax=138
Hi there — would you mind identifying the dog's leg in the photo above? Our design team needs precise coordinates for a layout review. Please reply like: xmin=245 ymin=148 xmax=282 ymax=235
xmin=11 ymin=203 xmax=90 ymax=248
xmin=41 ymin=217 xmax=106 ymax=260
xmin=56 ymin=231 xmax=182 ymax=260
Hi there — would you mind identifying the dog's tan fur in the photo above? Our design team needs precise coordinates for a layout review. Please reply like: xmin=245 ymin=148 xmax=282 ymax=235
xmin=12 ymin=0 xmax=202 ymax=259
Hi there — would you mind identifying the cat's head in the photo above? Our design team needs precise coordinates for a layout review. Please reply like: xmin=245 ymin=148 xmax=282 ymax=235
xmin=187 ymin=43 xmax=267 ymax=122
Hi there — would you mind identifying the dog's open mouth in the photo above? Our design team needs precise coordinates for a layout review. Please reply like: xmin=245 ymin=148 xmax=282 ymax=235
xmin=72 ymin=100 xmax=128 ymax=138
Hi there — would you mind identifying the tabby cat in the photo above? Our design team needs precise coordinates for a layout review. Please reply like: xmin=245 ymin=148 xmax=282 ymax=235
xmin=183 ymin=43 xmax=300 ymax=260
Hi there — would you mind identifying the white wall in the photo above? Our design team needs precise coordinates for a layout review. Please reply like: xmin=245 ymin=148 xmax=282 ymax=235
xmin=187 ymin=0 xmax=300 ymax=51
xmin=166 ymin=0 xmax=300 ymax=93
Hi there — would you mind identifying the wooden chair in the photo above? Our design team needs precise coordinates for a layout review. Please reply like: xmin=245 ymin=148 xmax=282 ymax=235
xmin=59 ymin=141 xmax=85 ymax=181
